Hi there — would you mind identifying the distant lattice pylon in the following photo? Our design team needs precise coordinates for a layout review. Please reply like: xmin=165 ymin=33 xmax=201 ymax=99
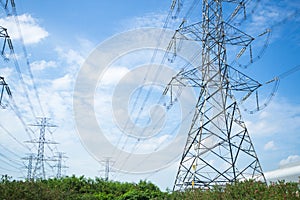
xmin=22 ymin=153 xmax=35 ymax=180
xmin=54 ymin=152 xmax=68 ymax=178
xmin=99 ymin=157 xmax=115 ymax=181
xmin=26 ymin=118 xmax=57 ymax=180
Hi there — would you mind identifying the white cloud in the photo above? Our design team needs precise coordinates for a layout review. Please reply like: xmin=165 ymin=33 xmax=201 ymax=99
xmin=0 ymin=14 xmax=48 ymax=44
xmin=245 ymin=99 xmax=300 ymax=136
xmin=31 ymin=60 xmax=57 ymax=71
xmin=120 ymin=12 xmax=181 ymax=31
xmin=51 ymin=73 xmax=73 ymax=91
xmin=76 ymin=37 xmax=96 ymax=56
xmin=100 ymin=67 xmax=130 ymax=86
xmin=264 ymin=140 xmax=276 ymax=151
xmin=264 ymin=164 xmax=300 ymax=183
xmin=279 ymin=155 xmax=300 ymax=168
xmin=135 ymin=134 xmax=172 ymax=153
xmin=55 ymin=47 xmax=84 ymax=69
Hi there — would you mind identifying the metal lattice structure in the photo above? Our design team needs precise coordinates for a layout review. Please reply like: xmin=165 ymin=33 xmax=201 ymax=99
xmin=23 ymin=153 xmax=35 ymax=180
xmin=0 ymin=26 xmax=12 ymax=107
xmin=54 ymin=152 xmax=67 ymax=178
xmin=0 ymin=76 xmax=11 ymax=107
xmin=26 ymin=118 xmax=57 ymax=179
xmin=100 ymin=157 xmax=115 ymax=181
xmin=164 ymin=0 xmax=266 ymax=191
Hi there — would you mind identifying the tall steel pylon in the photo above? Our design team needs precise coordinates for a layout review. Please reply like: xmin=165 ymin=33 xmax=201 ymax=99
xmin=23 ymin=153 xmax=35 ymax=180
xmin=54 ymin=152 xmax=68 ymax=178
xmin=26 ymin=118 xmax=57 ymax=179
xmin=100 ymin=157 xmax=115 ymax=181
xmin=164 ymin=0 xmax=267 ymax=190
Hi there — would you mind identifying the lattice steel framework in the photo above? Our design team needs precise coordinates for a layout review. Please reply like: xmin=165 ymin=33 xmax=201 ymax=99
xmin=0 ymin=26 xmax=12 ymax=107
xmin=166 ymin=0 xmax=266 ymax=191
xmin=23 ymin=153 xmax=35 ymax=180
xmin=0 ymin=76 xmax=11 ymax=107
xmin=54 ymin=152 xmax=67 ymax=178
xmin=27 ymin=118 xmax=57 ymax=179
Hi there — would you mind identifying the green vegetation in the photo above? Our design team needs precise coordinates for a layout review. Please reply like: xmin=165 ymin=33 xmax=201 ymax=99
xmin=0 ymin=175 xmax=299 ymax=199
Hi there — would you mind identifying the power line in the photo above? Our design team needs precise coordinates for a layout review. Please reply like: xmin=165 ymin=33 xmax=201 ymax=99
xmin=0 ymin=153 xmax=22 ymax=169
xmin=8 ymin=99 xmax=35 ymax=142
xmin=0 ymin=122 xmax=31 ymax=151
xmin=11 ymin=1 xmax=45 ymax=116
xmin=0 ymin=26 xmax=38 ymax=119
xmin=0 ymin=142 xmax=21 ymax=158
xmin=112 ymin=0 xmax=183 ymax=159
xmin=278 ymin=64 xmax=300 ymax=80
xmin=0 ymin=165 xmax=21 ymax=173
xmin=113 ymin=0 xmax=209 ymax=175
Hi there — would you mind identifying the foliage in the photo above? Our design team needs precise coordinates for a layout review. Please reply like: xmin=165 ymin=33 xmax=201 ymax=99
xmin=0 ymin=175 xmax=299 ymax=199
xmin=0 ymin=175 xmax=168 ymax=200
xmin=169 ymin=179 xmax=300 ymax=200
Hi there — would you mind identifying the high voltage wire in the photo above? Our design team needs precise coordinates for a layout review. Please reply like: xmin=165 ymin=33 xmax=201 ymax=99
xmin=0 ymin=143 xmax=21 ymax=159
xmin=0 ymin=153 xmax=22 ymax=168
xmin=0 ymin=165 xmax=20 ymax=173
xmin=0 ymin=1 xmax=63 ymax=179
xmin=8 ymin=98 xmax=35 ymax=142
xmin=11 ymin=2 xmax=45 ymax=117
xmin=9 ymin=41 xmax=37 ymax=119
xmin=0 ymin=122 xmax=31 ymax=151
xmin=114 ymin=0 xmax=205 ymax=173
xmin=125 ymin=0 xmax=202 ymax=133
xmin=0 ymin=1 xmax=40 ymax=120
xmin=112 ymin=0 xmax=180 ymax=158
xmin=115 ymin=85 xmax=184 ymax=172
xmin=114 ymin=108 xmax=195 ymax=180
xmin=278 ymin=64 xmax=300 ymax=80
xmin=113 ymin=12 xmax=179 ymax=170
xmin=0 ymin=151 xmax=23 ymax=167
xmin=113 ymin=1 xmax=182 ymax=146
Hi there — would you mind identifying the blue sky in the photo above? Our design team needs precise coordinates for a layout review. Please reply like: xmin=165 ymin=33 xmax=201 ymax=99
xmin=0 ymin=0 xmax=300 ymax=190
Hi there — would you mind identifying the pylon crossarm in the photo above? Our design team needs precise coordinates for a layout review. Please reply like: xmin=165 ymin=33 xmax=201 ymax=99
xmin=0 ymin=77 xmax=12 ymax=107
xmin=226 ymin=65 xmax=261 ymax=92
xmin=0 ymin=26 xmax=12 ymax=61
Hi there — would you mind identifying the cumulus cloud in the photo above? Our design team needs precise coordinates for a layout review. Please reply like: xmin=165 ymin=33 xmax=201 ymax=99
xmin=31 ymin=60 xmax=57 ymax=71
xmin=279 ymin=155 xmax=300 ymax=168
xmin=55 ymin=47 xmax=84 ymax=72
xmin=120 ymin=12 xmax=182 ymax=31
xmin=264 ymin=140 xmax=277 ymax=151
xmin=245 ymin=100 xmax=300 ymax=136
xmin=51 ymin=74 xmax=73 ymax=91
xmin=100 ymin=67 xmax=130 ymax=86
xmin=0 ymin=14 xmax=48 ymax=44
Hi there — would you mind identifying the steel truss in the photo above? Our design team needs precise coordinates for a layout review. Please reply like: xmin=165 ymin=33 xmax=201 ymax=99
xmin=165 ymin=0 xmax=266 ymax=191
xmin=26 ymin=118 xmax=58 ymax=179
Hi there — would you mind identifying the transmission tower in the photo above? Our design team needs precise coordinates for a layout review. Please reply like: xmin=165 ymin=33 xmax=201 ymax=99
xmin=163 ymin=0 xmax=266 ymax=190
xmin=22 ymin=153 xmax=35 ymax=180
xmin=0 ymin=26 xmax=13 ymax=107
xmin=100 ymin=157 xmax=115 ymax=181
xmin=54 ymin=152 xmax=68 ymax=178
xmin=26 ymin=117 xmax=57 ymax=179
